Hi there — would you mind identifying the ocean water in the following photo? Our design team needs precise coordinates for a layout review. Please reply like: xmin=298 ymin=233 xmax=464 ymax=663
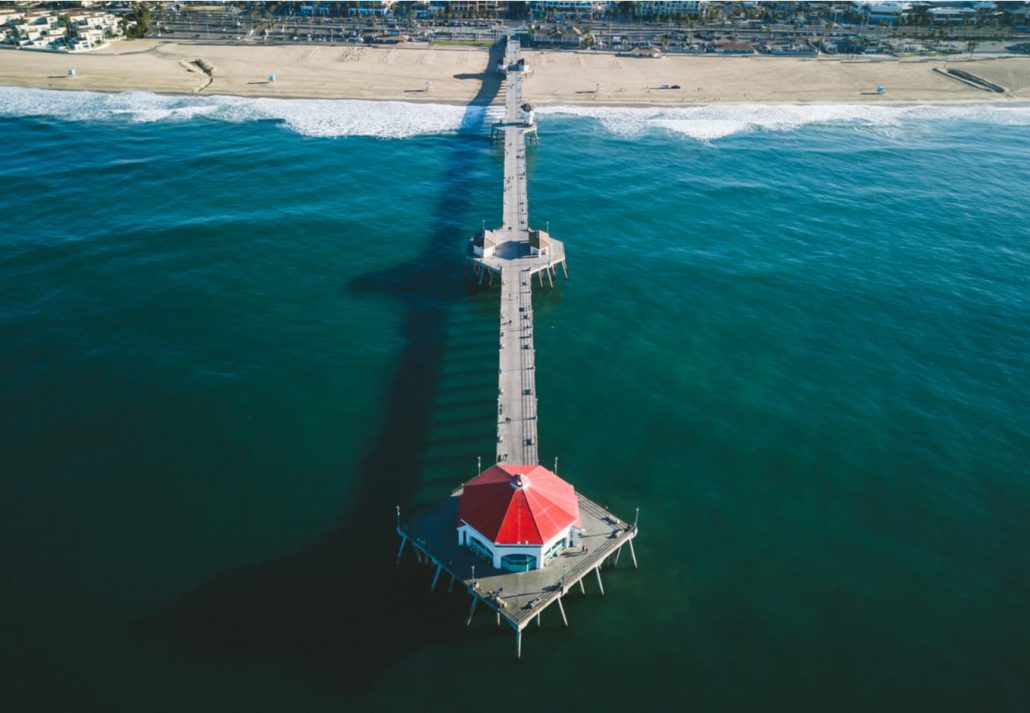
xmin=1 ymin=87 xmax=1028 ymax=712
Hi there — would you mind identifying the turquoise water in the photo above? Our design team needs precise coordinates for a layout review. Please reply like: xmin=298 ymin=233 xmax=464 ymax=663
xmin=1 ymin=88 xmax=1028 ymax=712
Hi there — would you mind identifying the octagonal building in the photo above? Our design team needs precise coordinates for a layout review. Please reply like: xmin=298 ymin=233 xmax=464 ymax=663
xmin=456 ymin=464 xmax=580 ymax=573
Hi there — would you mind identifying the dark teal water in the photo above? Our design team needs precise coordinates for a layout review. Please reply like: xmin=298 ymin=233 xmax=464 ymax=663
xmin=1 ymin=89 xmax=1028 ymax=712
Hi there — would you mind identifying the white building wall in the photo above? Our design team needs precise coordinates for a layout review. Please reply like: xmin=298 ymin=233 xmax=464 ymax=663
xmin=457 ymin=521 xmax=574 ymax=570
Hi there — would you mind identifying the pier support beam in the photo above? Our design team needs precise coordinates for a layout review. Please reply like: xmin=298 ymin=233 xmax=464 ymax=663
xmin=595 ymin=566 xmax=605 ymax=597
xmin=629 ymin=538 xmax=639 ymax=569
xmin=516 ymin=630 xmax=522 ymax=660
xmin=556 ymin=596 xmax=569 ymax=627
xmin=430 ymin=564 xmax=442 ymax=592
xmin=466 ymin=596 xmax=479 ymax=626
xmin=561 ymin=260 xmax=569 ymax=279
xmin=395 ymin=536 xmax=407 ymax=565
xmin=578 ymin=579 xmax=586 ymax=595
xmin=536 ymin=613 xmax=541 ymax=627
xmin=614 ymin=544 xmax=623 ymax=568
xmin=496 ymin=611 xmax=501 ymax=627
xmin=448 ymin=575 xmax=455 ymax=593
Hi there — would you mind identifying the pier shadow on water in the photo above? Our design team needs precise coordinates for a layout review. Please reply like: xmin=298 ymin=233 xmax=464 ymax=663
xmin=142 ymin=43 xmax=506 ymax=697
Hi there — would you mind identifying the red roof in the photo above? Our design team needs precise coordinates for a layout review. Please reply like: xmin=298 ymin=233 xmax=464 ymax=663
xmin=457 ymin=464 xmax=580 ymax=546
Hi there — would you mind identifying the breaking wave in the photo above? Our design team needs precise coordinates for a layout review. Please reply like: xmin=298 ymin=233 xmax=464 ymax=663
xmin=2 ymin=87 xmax=1028 ymax=141
xmin=0 ymin=87 xmax=500 ymax=138
xmin=537 ymin=102 xmax=1030 ymax=141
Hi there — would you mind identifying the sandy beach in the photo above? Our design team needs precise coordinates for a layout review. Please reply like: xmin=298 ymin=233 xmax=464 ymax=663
xmin=1 ymin=40 xmax=1028 ymax=105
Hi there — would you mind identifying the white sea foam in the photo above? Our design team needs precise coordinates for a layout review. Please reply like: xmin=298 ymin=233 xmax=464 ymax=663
xmin=2 ymin=87 xmax=1027 ymax=141
xmin=536 ymin=102 xmax=1030 ymax=141
xmin=0 ymin=87 xmax=496 ymax=138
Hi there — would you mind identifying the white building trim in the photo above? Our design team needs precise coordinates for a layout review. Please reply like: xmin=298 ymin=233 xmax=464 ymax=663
xmin=457 ymin=520 xmax=576 ymax=571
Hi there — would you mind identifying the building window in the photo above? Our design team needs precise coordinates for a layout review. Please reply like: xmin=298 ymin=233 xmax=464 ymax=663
xmin=501 ymin=553 xmax=537 ymax=572
xmin=544 ymin=537 xmax=567 ymax=563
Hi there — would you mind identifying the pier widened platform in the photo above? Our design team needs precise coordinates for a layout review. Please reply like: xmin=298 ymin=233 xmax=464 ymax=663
xmin=398 ymin=38 xmax=637 ymax=660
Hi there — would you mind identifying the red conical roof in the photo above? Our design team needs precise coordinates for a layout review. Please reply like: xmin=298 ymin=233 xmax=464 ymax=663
xmin=457 ymin=464 xmax=579 ymax=546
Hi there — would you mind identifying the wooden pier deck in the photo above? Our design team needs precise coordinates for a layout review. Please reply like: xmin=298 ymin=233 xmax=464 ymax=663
xmin=497 ymin=264 xmax=538 ymax=464
xmin=473 ymin=38 xmax=567 ymax=465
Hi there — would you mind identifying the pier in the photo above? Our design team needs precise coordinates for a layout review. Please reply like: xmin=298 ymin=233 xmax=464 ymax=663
xmin=398 ymin=38 xmax=636 ymax=659
xmin=470 ymin=37 xmax=567 ymax=465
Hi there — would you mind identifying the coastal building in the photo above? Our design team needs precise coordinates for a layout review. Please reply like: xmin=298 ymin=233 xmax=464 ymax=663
xmin=633 ymin=1 xmax=705 ymax=18
xmin=1 ymin=9 xmax=121 ymax=52
xmin=527 ymin=1 xmax=607 ymax=22
xmin=347 ymin=1 xmax=396 ymax=17
xmin=4 ymin=11 xmax=59 ymax=49
xmin=851 ymin=2 xmax=908 ymax=24
xmin=927 ymin=6 xmax=978 ymax=24
xmin=298 ymin=5 xmax=331 ymax=18
xmin=0 ymin=9 xmax=25 ymax=25
xmin=442 ymin=1 xmax=503 ymax=16
xmin=422 ymin=0 xmax=503 ymax=17
xmin=456 ymin=464 xmax=580 ymax=573
xmin=68 ymin=13 xmax=121 ymax=50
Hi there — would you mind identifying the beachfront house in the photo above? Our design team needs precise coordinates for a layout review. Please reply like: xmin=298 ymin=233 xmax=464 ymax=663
xmin=456 ymin=464 xmax=581 ymax=573
xmin=1 ymin=10 xmax=121 ymax=51
xmin=5 ymin=12 xmax=60 ymax=50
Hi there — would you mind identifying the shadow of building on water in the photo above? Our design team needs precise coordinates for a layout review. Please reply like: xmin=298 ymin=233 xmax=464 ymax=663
xmin=141 ymin=42 xmax=507 ymax=696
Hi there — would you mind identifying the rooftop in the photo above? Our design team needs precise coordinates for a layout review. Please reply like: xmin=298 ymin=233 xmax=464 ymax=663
xmin=458 ymin=464 xmax=579 ymax=545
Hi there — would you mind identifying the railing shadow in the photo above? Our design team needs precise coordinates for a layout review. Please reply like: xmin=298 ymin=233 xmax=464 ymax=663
xmin=139 ymin=41 xmax=507 ymax=696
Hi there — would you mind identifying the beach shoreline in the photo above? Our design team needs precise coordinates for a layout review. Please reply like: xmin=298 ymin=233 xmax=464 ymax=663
xmin=5 ymin=83 xmax=1030 ymax=113
xmin=1 ymin=40 xmax=1028 ymax=107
